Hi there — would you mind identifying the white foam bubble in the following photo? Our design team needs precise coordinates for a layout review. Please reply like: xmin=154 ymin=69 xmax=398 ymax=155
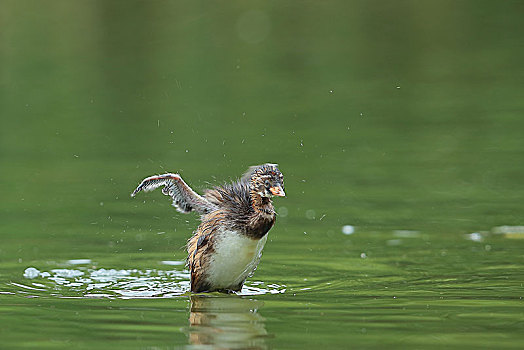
xmin=23 ymin=267 xmax=41 ymax=279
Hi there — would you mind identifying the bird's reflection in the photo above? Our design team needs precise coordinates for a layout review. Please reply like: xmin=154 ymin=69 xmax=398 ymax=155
xmin=186 ymin=294 xmax=269 ymax=349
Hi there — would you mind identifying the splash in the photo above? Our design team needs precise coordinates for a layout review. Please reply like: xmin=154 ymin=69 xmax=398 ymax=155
xmin=16 ymin=264 xmax=285 ymax=299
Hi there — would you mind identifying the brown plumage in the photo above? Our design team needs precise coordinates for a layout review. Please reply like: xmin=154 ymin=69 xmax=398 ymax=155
xmin=131 ymin=163 xmax=285 ymax=293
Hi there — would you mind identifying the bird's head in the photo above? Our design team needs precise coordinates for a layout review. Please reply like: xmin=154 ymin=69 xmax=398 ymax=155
xmin=246 ymin=163 xmax=285 ymax=198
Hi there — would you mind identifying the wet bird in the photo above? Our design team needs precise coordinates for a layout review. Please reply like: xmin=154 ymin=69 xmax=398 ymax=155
xmin=131 ymin=163 xmax=285 ymax=293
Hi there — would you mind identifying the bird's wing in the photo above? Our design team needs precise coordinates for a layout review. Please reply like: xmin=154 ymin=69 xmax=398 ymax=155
xmin=131 ymin=173 xmax=217 ymax=214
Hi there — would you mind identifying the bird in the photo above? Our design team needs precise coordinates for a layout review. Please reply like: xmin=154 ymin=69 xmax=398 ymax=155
xmin=131 ymin=163 xmax=285 ymax=293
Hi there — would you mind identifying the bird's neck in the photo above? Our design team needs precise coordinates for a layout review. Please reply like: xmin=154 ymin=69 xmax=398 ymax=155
xmin=249 ymin=190 xmax=274 ymax=216
xmin=246 ymin=189 xmax=276 ymax=239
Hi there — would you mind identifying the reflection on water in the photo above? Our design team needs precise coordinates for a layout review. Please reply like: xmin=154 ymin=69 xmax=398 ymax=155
xmin=187 ymin=295 xmax=269 ymax=350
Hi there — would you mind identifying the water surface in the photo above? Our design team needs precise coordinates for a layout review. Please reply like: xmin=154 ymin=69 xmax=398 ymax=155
xmin=1 ymin=1 xmax=523 ymax=349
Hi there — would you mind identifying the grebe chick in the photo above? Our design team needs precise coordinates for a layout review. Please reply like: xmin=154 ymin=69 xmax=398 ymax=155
xmin=131 ymin=163 xmax=285 ymax=293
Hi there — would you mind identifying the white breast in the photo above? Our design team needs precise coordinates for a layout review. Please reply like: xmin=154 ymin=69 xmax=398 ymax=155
xmin=207 ymin=229 xmax=268 ymax=290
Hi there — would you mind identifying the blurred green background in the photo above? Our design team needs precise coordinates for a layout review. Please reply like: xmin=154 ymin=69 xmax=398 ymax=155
xmin=1 ymin=1 xmax=523 ymax=349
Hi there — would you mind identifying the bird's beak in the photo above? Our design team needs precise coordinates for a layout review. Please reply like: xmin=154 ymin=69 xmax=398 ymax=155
xmin=269 ymin=185 xmax=286 ymax=197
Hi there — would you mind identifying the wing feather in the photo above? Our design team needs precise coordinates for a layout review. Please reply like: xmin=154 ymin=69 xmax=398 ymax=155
xmin=131 ymin=173 xmax=217 ymax=214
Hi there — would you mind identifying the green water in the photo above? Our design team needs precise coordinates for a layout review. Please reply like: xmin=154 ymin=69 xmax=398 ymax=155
xmin=1 ymin=1 xmax=524 ymax=349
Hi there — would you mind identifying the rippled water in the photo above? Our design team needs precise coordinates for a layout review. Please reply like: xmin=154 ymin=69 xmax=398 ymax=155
xmin=2 ymin=224 xmax=523 ymax=349
xmin=2 ymin=1 xmax=524 ymax=349
xmin=16 ymin=263 xmax=285 ymax=299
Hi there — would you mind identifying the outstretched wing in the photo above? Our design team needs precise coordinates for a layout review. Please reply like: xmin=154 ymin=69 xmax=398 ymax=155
xmin=131 ymin=173 xmax=217 ymax=214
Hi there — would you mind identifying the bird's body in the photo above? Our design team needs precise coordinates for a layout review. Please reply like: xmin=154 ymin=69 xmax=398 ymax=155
xmin=131 ymin=163 xmax=285 ymax=293
xmin=191 ymin=228 xmax=268 ymax=292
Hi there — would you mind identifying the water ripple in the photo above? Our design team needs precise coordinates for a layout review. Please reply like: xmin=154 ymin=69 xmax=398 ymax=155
xmin=12 ymin=265 xmax=285 ymax=299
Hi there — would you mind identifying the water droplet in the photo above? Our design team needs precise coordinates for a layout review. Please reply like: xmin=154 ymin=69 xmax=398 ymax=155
xmin=305 ymin=209 xmax=316 ymax=220
xmin=277 ymin=206 xmax=288 ymax=217
xmin=386 ymin=239 xmax=402 ymax=246
xmin=342 ymin=225 xmax=355 ymax=235
xmin=67 ymin=259 xmax=92 ymax=265
xmin=465 ymin=232 xmax=483 ymax=242
xmin=161 ymin=260 xmax=185 ymax=266
xmin=393 ymin=230 xmax=420 ymax=238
